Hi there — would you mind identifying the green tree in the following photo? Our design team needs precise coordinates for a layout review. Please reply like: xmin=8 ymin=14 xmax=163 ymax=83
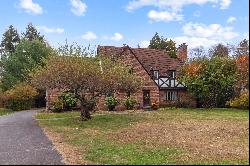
xmin=30 ymin=55 xmax=141 ymax=120
xmin=0 ymin=25 xmax=20 ymax=54
xmin=178 ymin=56 xmax=237 ymax=107
xmin=0 ymin=39 xmax=52 ymax=91
xmin=165 ymin=39 xmax=177 ymax=58
xmin=148 ymin=32 xmax=166 ymax=49
xmin=148 ymin=32 xmax=177 ymax=58
xmin=22 ymin=23 xmax=44 ymax=42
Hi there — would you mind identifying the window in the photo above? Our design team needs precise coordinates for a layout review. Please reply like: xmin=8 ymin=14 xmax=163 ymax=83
xmin=168 ymin=70 xmax=176 ymax=78
xmin=153 ymin=70 xmax=159 ymax=79
xmin=166 ymin=91 xmax=177 ymax=101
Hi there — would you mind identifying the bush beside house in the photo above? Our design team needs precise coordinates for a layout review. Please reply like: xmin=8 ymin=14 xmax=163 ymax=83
xmin=3 ymin=83 xmax=38 ymax=111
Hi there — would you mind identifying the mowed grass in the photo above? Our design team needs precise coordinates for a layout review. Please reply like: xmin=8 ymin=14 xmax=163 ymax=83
xmin=0 ymin=108 xmax=14 ymax=116
xmin=36 ymin=108 xmax=249 ymax=165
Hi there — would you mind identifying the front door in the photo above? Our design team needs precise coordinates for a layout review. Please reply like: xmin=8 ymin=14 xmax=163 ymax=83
xmin=143 ymin=90 xmax=150 ymax=106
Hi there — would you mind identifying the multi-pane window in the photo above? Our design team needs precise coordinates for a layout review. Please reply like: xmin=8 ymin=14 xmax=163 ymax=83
xmin=166 ymin=91 xmax=177 ymax=101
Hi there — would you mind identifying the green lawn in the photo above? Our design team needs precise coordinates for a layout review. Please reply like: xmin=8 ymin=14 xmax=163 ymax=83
xmin=36 ymin=108 xmax=249 ymax=165
xmin=0 ymin=108 xmax=14 ymax=116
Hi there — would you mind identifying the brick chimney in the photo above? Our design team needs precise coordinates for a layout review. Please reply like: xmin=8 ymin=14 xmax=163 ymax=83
xmin=177 ymin=43 xmax=188 ymax=61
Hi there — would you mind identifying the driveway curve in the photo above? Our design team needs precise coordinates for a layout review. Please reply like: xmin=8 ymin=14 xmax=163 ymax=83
xmin=0 ymin=109 xmax=64 ymax=165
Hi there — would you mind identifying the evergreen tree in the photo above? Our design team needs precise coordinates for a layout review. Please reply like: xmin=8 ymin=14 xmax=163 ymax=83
xmin=148 ymin=32 xmax=177 ymax=58
xmin=148 ymin=32 xmax=166 ymax=49
xmin=22 ymin=23 xmax=44 ymax=41
xmin=165 ymin=39 xmax=177 ymax=58
xmin=0 ymin=25 xmax=20 ymax=54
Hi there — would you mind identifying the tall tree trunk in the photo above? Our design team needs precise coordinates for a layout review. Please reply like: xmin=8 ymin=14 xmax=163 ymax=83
xmin=78 ymin=96 xmax=92 ymax=121
xmin=80 ymin=105 xmax=91 ymax=120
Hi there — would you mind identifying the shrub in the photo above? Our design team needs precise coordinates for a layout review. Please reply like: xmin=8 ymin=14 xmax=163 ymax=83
xmin=226 ymin=91 xmax=249 ymax=109
xmin=50 ymin=98 xmax=64 ymax=113
xmin=105 ymin=96 xmax=119 ymax=111
xmin=59 ymin=92 xmax=77 ymax=111
xmin=177 ymin=92 xmax=197 ymax=108
xmin=4 ymin=83 xmax=38 ymax=111
xmin=0 ymin=93 xmax=8 ymax=108
xmin=123 ymin=97 xmax=137 ymax=110
xmin=151 ymin=101 xmax=159 ymax=110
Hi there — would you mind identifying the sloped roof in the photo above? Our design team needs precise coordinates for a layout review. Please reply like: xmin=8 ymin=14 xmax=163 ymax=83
xmin=97 ymin=45 xmax=184 ymax=76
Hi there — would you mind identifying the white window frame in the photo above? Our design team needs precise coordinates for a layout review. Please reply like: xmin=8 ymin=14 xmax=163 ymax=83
xmin=153 ymin=70 xmax=159 ymax=79
xmin=168 ymin=70 xmax=176 ymax=78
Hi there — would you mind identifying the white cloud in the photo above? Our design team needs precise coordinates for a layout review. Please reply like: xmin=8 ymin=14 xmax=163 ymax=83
xmin=219 ymin=0 xmax=231 ymax=9
xmin=38 ymin=26 xmax=64 ymax=34
xmin=110 ymin=33 xmax=124 ymax=41
xmin=126 ymin=0 xmax=231 ymax=11
xmin=227 ymin=16 xmax=237 ymax=23
xmin=139 ymin=40 xmax=150 ymax=48
xmin=126 ymin=0 xmax=231 ymax=22
xmin=148 ymin=10 xmax=183 ymax=22
xmin=70 ymin=0 xmax=87 ymax=16
xmin=174 ymin=22 xmax=239 ymax=49
xmin=81 ymin=31 xmax=97 ymax=40
xmin=174 ymin=36 xmax=218 ymax=49
xmin=182 ymin=22 xmax=238 ymax=40
xmin=19 ymin=0 xmax=43 ymax=15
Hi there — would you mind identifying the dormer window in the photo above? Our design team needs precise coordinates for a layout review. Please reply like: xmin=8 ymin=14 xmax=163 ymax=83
xmin=168 ymin=70 xmax=176 ymax=78
xmin=153 ymin=70 xmax=159 ymax=79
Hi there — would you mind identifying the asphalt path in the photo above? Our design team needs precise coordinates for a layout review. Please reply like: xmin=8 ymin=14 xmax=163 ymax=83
xmin=0 ymin=109 xmax=64 ymax=165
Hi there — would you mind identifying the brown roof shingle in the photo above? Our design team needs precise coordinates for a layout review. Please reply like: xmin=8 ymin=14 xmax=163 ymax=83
xmin=97 ymin=45 xmax=184 ymax=77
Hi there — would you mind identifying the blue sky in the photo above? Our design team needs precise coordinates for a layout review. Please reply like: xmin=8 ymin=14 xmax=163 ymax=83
xmin=0 ymin=0 xmax=249 ymax=50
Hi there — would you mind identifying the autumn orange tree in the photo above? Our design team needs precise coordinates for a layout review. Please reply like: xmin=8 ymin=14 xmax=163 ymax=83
xmin=30 ymin=54 xmax=141 ymax=120
xmin=235 ymin=54 xmax=249 ymax=93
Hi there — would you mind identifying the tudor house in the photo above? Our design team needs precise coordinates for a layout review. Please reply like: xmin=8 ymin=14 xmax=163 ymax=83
xmin=46 ymin=44 xmax=196 ymax=111
xmin=96 ymin=44 xmax=196 ymax=110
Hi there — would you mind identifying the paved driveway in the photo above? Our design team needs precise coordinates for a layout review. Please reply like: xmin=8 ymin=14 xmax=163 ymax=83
xmin=0 ymin=109 xmax=64 ymax=165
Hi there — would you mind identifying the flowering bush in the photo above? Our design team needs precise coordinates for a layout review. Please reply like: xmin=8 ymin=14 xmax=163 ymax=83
xmin=123 ymin=97 xmax=137 ymax=110
xmin=226 ymin=91 xmax=249 ymax=109
xmin=105 ymin=96 xmax=119 ymax=111
xmin=59 ymin=92 xmax=77 ymax=111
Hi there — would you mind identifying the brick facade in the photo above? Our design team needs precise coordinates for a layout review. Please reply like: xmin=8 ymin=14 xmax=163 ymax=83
xmin=46 ymin=89 xmax=60 ymax=111
xmin=96 ymin=48 xmax=160 ymax=111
